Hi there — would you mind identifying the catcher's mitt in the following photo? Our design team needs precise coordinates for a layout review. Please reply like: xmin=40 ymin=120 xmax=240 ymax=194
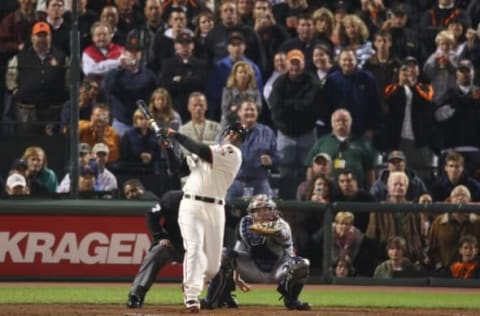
xmin=249 ymin=221 xmax=281 ymax=236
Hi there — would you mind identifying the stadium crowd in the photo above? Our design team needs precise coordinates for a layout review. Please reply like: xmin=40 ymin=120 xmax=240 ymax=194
xmin=1 ymin=0 xmax=480 ymax=277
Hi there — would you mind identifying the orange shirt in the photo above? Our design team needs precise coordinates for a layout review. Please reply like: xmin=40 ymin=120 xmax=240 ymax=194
xmin=78 ymin=120 xmax=120 ymax=162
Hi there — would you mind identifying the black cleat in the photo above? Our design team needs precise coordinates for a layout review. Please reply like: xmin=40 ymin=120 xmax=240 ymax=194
xmin=224 ymin=294 xmax=239 ymax=308
xmin=285 ymin=300 xmax=311 ymax=311
xmin=127 ymin=294 xmax=143 ymax=308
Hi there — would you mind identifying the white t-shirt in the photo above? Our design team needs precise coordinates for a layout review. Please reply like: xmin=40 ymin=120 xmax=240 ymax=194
xmin=183 ymin=144 xmax=242 ymax=199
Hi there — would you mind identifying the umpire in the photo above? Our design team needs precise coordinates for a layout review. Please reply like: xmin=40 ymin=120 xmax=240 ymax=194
xmin=127 ymin=190 xmax=184 ymax=308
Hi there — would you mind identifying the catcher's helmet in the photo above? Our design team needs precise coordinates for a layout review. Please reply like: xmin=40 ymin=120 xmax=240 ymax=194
xmin=247 ymin=194 xmax=277 ymax=213
xmin=222 ymin=122 xmax=248 ymax=141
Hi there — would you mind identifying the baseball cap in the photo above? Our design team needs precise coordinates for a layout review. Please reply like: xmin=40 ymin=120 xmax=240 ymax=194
xmin=287 ymin=49 xmax=305 ymax=63
xmin=11 ymin=158 xmax=28 ymax=172
xmin=175 ymin=32 xmax=193 ymax=44
xmin=387 ymin=150 xmax=406 ymax=162
xmin=456 ymin=59 xmax=474 ymax=71
xmin=228 ymin=32 xmax=245 ymax=45
xmin=332 ymin=1 xmax=348 ymax=13
xmin=402 ymin=56 xmax=418 ymax=66
xmin=223 ymin=122 xmax=248 ymax=141
xmin=92 ymin=142 xmax=110 ymax=155
xmin=6 ymin=173 xmax=27 ymax=189
xmin=125 ymin=33 xmax=143 ymax=51
xmin=79 ymin=143 xmax=91 ymax=155
xmin=79 ymin=164 xmax=96 ymax=177
xmin=313 ymin=153 xmax=332 ymax=164
xmin=32 ymin=22 xmax=51 ymax=35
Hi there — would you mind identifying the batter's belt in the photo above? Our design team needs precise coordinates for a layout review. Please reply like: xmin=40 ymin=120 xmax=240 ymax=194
xmin=183 ymin=194 xmax=224 ymax=205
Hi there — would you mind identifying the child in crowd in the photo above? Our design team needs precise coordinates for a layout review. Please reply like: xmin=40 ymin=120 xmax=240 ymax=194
xmin=450 ymin=235 xmax=480 ymax=279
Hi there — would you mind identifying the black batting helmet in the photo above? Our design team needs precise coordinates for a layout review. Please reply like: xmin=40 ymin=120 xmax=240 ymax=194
xmin=223 ymin=122 xmax=248 ymax=141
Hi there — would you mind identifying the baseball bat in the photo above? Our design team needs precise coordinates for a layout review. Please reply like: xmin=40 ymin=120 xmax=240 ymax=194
xmin=136 ymin=100 xmax=168 ymax=138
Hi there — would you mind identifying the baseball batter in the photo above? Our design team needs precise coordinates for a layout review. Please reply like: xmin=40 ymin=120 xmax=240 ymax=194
xmin=201 ymin=194 xmax=311 ymax=310
xmin=165 ymin=122 xmax=246 ymax=313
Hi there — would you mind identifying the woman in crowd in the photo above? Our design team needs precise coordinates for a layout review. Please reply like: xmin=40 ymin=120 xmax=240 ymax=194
xmin=21 ymin=146 xmax=58 ymax=196
xmin=335 ymin=14 xmax=374 ymax=68
xmin=193 ymin=10 xmax=214 ymax=60
xmin=220 ymin=61 xmax=262 ymax=127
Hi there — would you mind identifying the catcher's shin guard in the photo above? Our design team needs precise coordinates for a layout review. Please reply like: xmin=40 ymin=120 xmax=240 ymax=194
xmin=201 ymin=249 xmax=237 ymax=309
xmin=277 ymin=257 xmax=311 ymax=310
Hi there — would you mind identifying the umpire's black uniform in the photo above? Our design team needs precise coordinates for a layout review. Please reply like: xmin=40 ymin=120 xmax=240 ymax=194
xmin=128 ymin=190 xmax=184 ymax=307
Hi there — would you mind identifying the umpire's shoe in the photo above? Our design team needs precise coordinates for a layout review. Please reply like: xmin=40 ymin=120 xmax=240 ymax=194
xmin=284 ymin=300 xmax=311 ymax=311
xmin=127 ymin=294 xmax=143 ymax=308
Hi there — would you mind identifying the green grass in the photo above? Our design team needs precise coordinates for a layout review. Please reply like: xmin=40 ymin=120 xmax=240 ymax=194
xmin=0 ymin=286 xmax=479 ymax=309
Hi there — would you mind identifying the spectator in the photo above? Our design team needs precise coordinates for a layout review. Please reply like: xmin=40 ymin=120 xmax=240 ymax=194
xmin=43 ymin=0 xmax=70 ymax=55
xmin=104 ymin=33 xmax=158 ymax=137
xmin=311 ymin=7 xmax=335 ymax=45
xmin=380 ymin=4 xmax=426 ymax=63
xmin=323 ymin=48 xmax=381 ymax=139
xmin=366 ymin=171 xmax=424 ymax=263
xmin=330 ymin=211 xmax=364 ymax=270
xmin=77 ymin=0 xmax=98 ymax=50
xmin=221 ymin=61 xmax=262 ymax=127
xmin=77 ymin=163 xmax=98 ymax=197
xmin=280 ymin=14 xmax=333 ymax=72
xmin=373 ymin=236 xmax=421 ymax=278
xmin=357 ymin=0 xmax=387 ymax=40
xmin=334 ymin=169 xmax=375 ymax=233
xmin=419 ymin=0 xmax=471 ymax=55
xmin=79 ymin=103 xmax=121 ymax=162
xmin=305 ymin=173 xmax=334 ymax=204
xmin=0 ymin=0 xmax=37 ymax=118
xmin=304 ymin=109 xmax=376 ymax=191
xmin=383 ymin=56 xmax=435 ymax=181
xmin=57 ymin=142 xmax=94 ymax=193
xmin=115 ymin=0 xmax=144 ymax=42
xmin=434 ymin=59 xmax=480 ymax=177
xmin=123 ymin=178 xmax=158 ymax=200
xmin=334 ymin=14 xmax=375 ymax=68
xmin=430 ymin=152 xmax=480 ymax=202
xmin=6 ymin=21 xmax=69 ymax=135
xmin=148 ymin=88 xmax=182 ymax=132
xmin=162 ymin=0 xmax=201 ymax=30
xmin=263 ymin=52 xmax=287 ymax=108
xmin=297 ymin=152 xmax=332 ymax=201
xmin=160 ymin=32 xmax=207 ymax=123
xmin=206 ymin=31 xmax=263 ymax=121
xmin=127 ymin=0 xmax=165 ymax=72
xmin=100 ymin=5 xmax=126 ymax=45
xmin=450 ymin=235 xmax=480 ymax=279
xmin=92 ymin=142 xmax=118 ymax=194
xmin=192 ymin=9 xmax=214 ymax=60
xmin=237 ymin=0 xmax=254 ymax=26
xmin=458 ymin=27 xmax=480 ymax=80
xmin=333 ymin=255 xmax=355 ymax=277
xmin=427 ymin=185 xmax=480 ymax=272
xmin=423 ymin=30 xmax=458 ymax=105
xmin=4 ymin=173 xmax=30 ymax=197
xmin=178 ymin=92 xmax=221 ymax=148
xmin=370 ymin=150 xmax=428 ymax=202
xmin=81 ymin=21 xmax=124 ymax=80
xmin=253 ymin=1 xmax=289 ymax=79
xmin=268 ymin=49 xmax=322 ymax=199
xmin=226 ymin=100 xmax=279 ymax=201
xmin=61 ymin=77 xmax=99 ymax=134
xmin=272 ymin=0 xmax=309 ymax=37
xmin=310 ymin=42 xmax=333 ymax=88
xmin=363 ymin=30 xmax=400 ymax=119
xmin=163 ymin=8 xmax=193 ymax=40
xmin=21 ymin=145 xmax=58 ymax=196
xmin=119 ymin=109 xmax=161 ymax=169
xmin=205 ymin=0 xmax=265 ymax=70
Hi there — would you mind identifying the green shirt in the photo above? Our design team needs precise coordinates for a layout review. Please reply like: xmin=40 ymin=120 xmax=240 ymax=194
xmin=304 ymin=134 xmax=375 ymax=186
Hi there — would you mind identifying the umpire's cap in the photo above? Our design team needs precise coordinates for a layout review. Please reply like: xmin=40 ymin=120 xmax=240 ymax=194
xmin=223 ymin=122 xmax=248 ymax=141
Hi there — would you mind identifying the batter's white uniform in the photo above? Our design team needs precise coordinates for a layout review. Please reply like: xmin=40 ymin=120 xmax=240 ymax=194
xmin=179 ymin=143 xmax=242 ymax=303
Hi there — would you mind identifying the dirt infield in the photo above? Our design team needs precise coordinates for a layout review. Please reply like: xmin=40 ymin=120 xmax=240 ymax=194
xmin=2 ymin=304 xmax=478 ymax=316
xmin=3 ymin=284 xmax=480 ymax=316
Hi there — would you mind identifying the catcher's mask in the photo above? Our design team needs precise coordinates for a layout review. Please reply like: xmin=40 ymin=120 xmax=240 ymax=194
xmin=247 ymin=194 xmax=277 ymax=220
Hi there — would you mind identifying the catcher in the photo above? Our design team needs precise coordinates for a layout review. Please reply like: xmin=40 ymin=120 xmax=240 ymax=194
xmin=201 ymin=194 xmax=311 ymax=310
